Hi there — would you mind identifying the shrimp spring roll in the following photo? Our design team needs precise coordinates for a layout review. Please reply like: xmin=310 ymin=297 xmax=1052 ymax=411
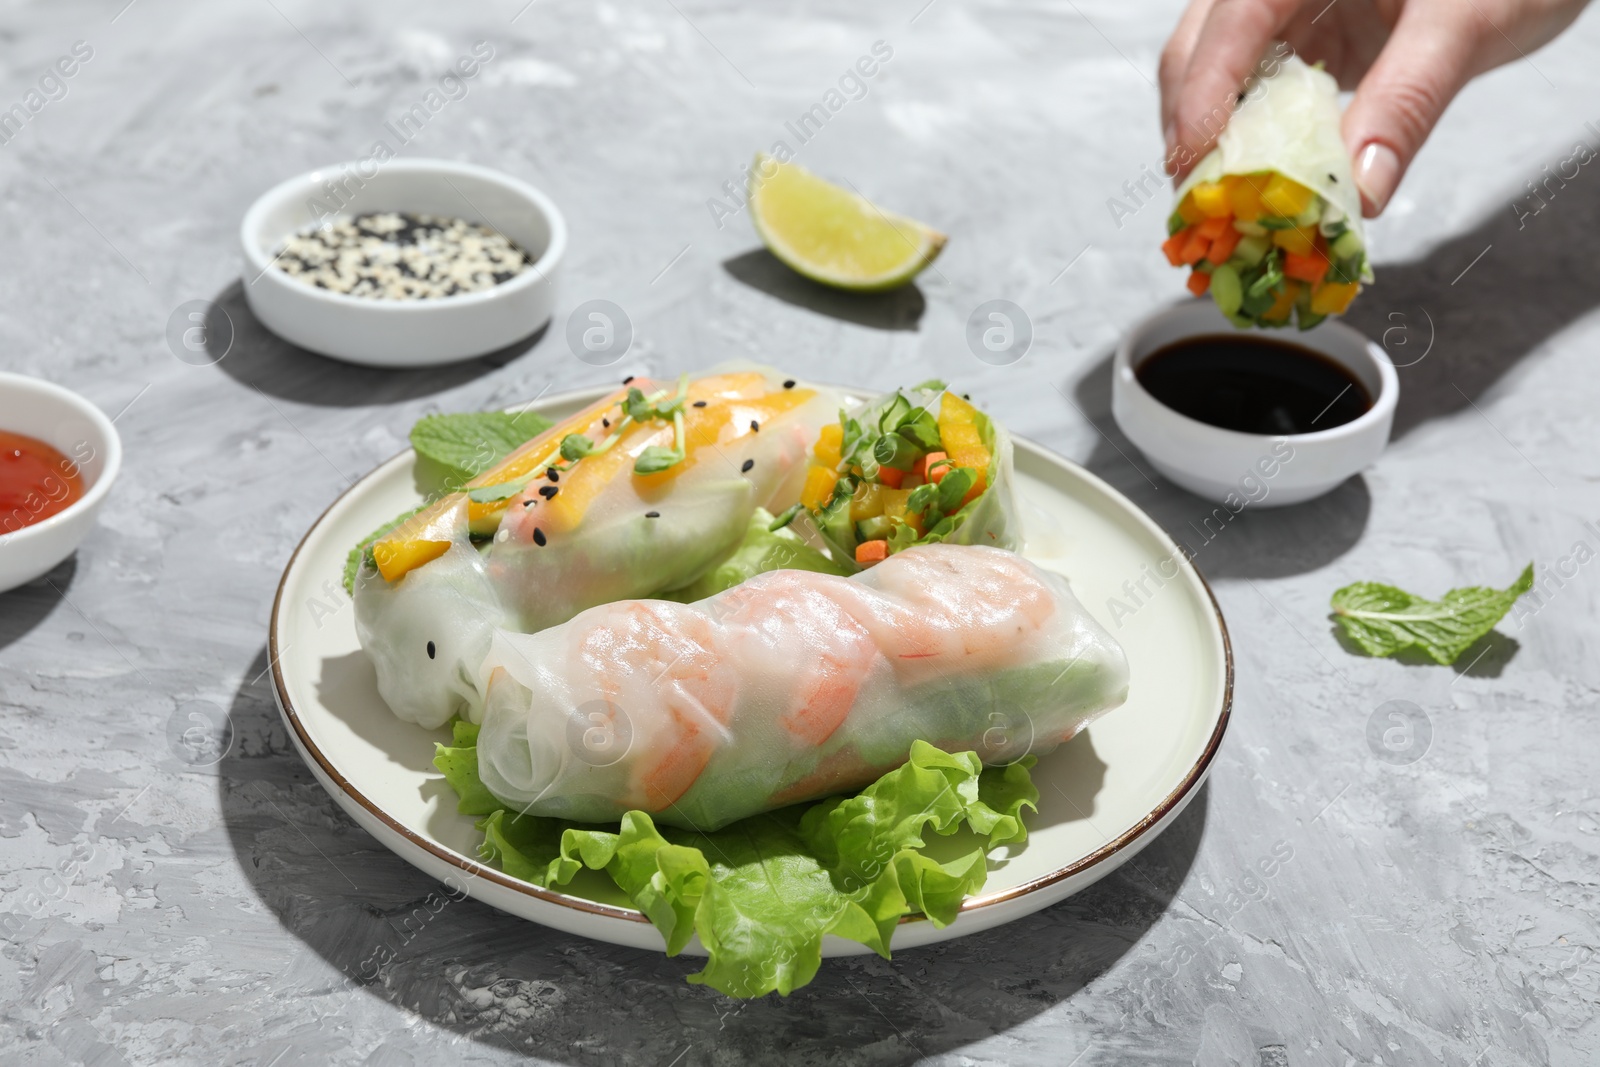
xmin=353 ymin=366 xmax=844 ymax=727
xmin=473 ymin=544 xmax=1128 ymax=830
xmin=800 ymin=381 xmax=1018 ymax=570
xmin=1164 ymin=50 xmax=1374 ymax=329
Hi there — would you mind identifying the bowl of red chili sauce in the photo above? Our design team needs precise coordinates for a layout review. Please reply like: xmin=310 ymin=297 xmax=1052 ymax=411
xmin=0 ymin=372 xmax=121 ymax=593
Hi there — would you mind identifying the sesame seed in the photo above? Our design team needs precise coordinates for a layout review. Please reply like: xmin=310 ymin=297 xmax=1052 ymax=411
xmin=426 ymin=641 xmax=436 ymax=659
xmin=623 ymin=376 xmax=635 ymax=384
xmin=603 ymin=418 xmax=611 ymax=428
xmin=783 ymin=379 xmax=795 ymax=389
xmin=645 ymin=510 xmax=660 ymax=518
xmin=741 ymin=459 xmax=754 ymax=473
xmin=692 ymin=400 xmax=707 ymax=408
xmin=271 ymin=212 xmax=531 ymax=301
xmin=547 ymin=467 xmax=559 ymax=481
xmin=533 ymin=528 xmax=547 ymax=546
xmin=750 ymin=420 xmax=760 ymax=432
xmin=539 ymin=485 xmax=559 ymax=499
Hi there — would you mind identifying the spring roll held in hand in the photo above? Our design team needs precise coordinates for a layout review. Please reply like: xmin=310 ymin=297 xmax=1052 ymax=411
xmin=1165 ymin=49 xmax=1374 ymax=329
xmin=473 ymin=544 xmax=1130 ymax=830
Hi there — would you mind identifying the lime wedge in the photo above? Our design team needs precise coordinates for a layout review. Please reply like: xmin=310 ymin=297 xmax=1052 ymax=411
xmin=748 ymin=153 xmax=947 ymax=291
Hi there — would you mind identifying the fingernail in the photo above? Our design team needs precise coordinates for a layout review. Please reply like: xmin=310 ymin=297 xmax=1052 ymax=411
xmin=1354 ymin=141 xmax=1400 ymax=216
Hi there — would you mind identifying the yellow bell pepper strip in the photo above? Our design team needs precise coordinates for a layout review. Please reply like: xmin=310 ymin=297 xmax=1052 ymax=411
xmin=936 ymin=392 xmax=990 ymax=506
xmin=1311 ymin=280 xmax=1360 ymax=315
xmin=372 ymin=385 xmax=642 ymax=581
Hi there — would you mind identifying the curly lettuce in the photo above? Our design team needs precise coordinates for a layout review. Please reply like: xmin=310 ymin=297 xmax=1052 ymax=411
xmin=436 ymin=721 xmax=1036 ymax=997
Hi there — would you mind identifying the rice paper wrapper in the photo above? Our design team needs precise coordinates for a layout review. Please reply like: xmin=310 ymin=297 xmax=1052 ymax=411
xmin=1175 ymin=50 xmax=1372 ymax=278
xmin=471 ymin=544 xmax=1129 ymax=831
xmin=816 ymin=385 xmax=1022 ymax=568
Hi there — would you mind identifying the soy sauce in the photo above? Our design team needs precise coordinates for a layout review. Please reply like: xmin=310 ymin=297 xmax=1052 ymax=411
xmin=1136 ymin=335 xmax=1371 ymax=434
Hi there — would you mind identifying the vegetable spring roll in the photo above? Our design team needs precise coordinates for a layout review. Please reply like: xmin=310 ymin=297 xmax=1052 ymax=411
xmin=473 ymin=544 xmax=1128 ymax=830
xmin=1164 ymin=51 xmax=1374 ymax=329
xmin=353 ymin=366 xmax=845 ymax=726
xmin=800 ymin=381 xmax=1018 ymax=570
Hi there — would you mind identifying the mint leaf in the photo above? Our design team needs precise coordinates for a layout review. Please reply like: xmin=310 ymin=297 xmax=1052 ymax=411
xmin=1330 ymin=564 xmax=1534 ymax=664
xmin=465 ymin=480 xmax=527 ymax=504
xmin=409 ymin=410 xmax=553 ymax=482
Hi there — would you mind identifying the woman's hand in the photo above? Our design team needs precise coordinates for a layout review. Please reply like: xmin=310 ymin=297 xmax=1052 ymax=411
xmin=1159 ymin=0 xmax=1591 ymax=215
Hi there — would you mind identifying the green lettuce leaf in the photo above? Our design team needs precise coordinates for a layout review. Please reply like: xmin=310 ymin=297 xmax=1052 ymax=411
xmin=409 ymin=410 xmax=553 ymax=483
xmin=432 ymin=732 xmax=1037 ymax=998
xmin=660 ymin=507 xmax=850 ymax=603
xmin=1330 ymin=564 xmax=1534 ymax=664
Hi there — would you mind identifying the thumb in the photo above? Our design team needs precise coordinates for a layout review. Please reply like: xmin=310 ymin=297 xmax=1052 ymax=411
xmin=1342 ymin=8 xmax=1480 ymax=216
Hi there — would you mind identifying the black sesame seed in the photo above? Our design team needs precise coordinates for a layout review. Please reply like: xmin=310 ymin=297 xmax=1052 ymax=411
xmin=426 ymin=641 xmax=436 ymax=659
xmin=623 ymin=376 xmax=635 ymax=384
xmin=603 ymin=418 xmax=611 ymax=428
xmin=523 ymin=499 xmax=535 ymax=508
xmin=539 ymin=485 xmax=559 ymax=499
xmin=750 ymin=420 xmax=760 ymax=432
xmin=692 ymin=400 xmax=707 ymax=408
xmin=741 ymin=458 xmax=754 ymax=473
xmin=533 ymin=528 xmax=547 ymax=546
xmin=1328 ymin=173 xmax=1338 ymax=183
xmin=783 ymin=379 xmax=796 ymax=389
xmin=645 ymin=510 xmax=660 ymax=518
xmin=547 ymin=467 xmax=559 ymax=481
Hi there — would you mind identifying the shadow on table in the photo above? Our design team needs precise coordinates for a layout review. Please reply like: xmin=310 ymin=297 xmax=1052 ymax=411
xmin=222 ymin=646 xmax=1204 ymax=1066
xmin=203 ymin=280 xmax=548 ymax=407
xmin=1069 ymin=348 xmax=1372 ymax=580
xmin=723 ymin=249 xmax=927 ymax=331
xmin=0 ymin=556 xmax=75 ymax=653
xmin=1341 ymin=139 xmax=1600 ymax=440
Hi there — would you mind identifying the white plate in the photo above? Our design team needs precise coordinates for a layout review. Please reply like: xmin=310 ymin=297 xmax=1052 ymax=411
xmin=269 ymin=386 xmax=1232 ymax=955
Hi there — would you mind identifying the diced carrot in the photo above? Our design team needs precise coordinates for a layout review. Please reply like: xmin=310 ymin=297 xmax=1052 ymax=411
xmin=1179 ymin=228 xmax=1211 ymax=265
xmin=1161 ymin=231 xmax=1189 ymax=267
xmin=1196 ymin=216 xmax=1230 ymax=240
xmin=1187 ymin=270 xmax=1210 ymax=296
xmin=876 ymin=464 xmax=903 ymax=488
xmin=855 ymin=540 xmax=889 ymax=565
xmin=1207 ymin=225 xmax=1241 ymax=264
xmin=914 ymin=450 xmax=949 ymax=483
xmin=1283 ymin=248 xmax=1330 ymax=286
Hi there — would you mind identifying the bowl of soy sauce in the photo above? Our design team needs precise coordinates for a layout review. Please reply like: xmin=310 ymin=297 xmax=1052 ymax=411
xmin=1111 ymin=299 xmax=1396 ymax=507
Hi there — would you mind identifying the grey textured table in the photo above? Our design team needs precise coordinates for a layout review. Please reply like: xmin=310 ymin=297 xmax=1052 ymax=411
xmin=4 ymin=1 xmax=1600 ymax=1064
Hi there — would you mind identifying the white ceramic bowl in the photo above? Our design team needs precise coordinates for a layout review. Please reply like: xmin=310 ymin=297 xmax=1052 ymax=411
xmin=239 ymin=159 xmax=567 ymax=367
xmin=0 ymin=373 xmax=121 ymax=593
xmin=1112 ymin=300 xmax=1397 ymax=507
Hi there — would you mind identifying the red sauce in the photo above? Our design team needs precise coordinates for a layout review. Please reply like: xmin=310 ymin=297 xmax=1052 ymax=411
xmin=0 ymin=431 xmax=85 ymax=535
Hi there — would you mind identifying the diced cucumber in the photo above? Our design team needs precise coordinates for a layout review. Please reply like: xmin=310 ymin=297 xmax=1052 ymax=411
xmin=1292 ymin=201 xmax=1322 ymax=229
xmin=1210 ymin=265 xmax=1243 ymax=317
xmin=1240 ymin=287 xmax=1275 ymax=317
xmin=1232 ymin=219 xmax=1268 ymax=237
xmin=1327 ymin=257 xmax=1363 ymax=285
xmin=856 ymin=516 xmax=894 ymax=541
xmin=1331 ymin=230 xmax=1364 ymax=261
xmin=1257 ymin=215 xmax=1297 ymax=230
xmin=1167 ymin=209 xmax=1186 ymax=236
xmin=1293 ymin=285 xmax=1322 ymax=330
xmin=1230 ymin=234 xmax=1271 ymax=266
xmin=1320 ymin=218 xmax=1348 ymax=239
